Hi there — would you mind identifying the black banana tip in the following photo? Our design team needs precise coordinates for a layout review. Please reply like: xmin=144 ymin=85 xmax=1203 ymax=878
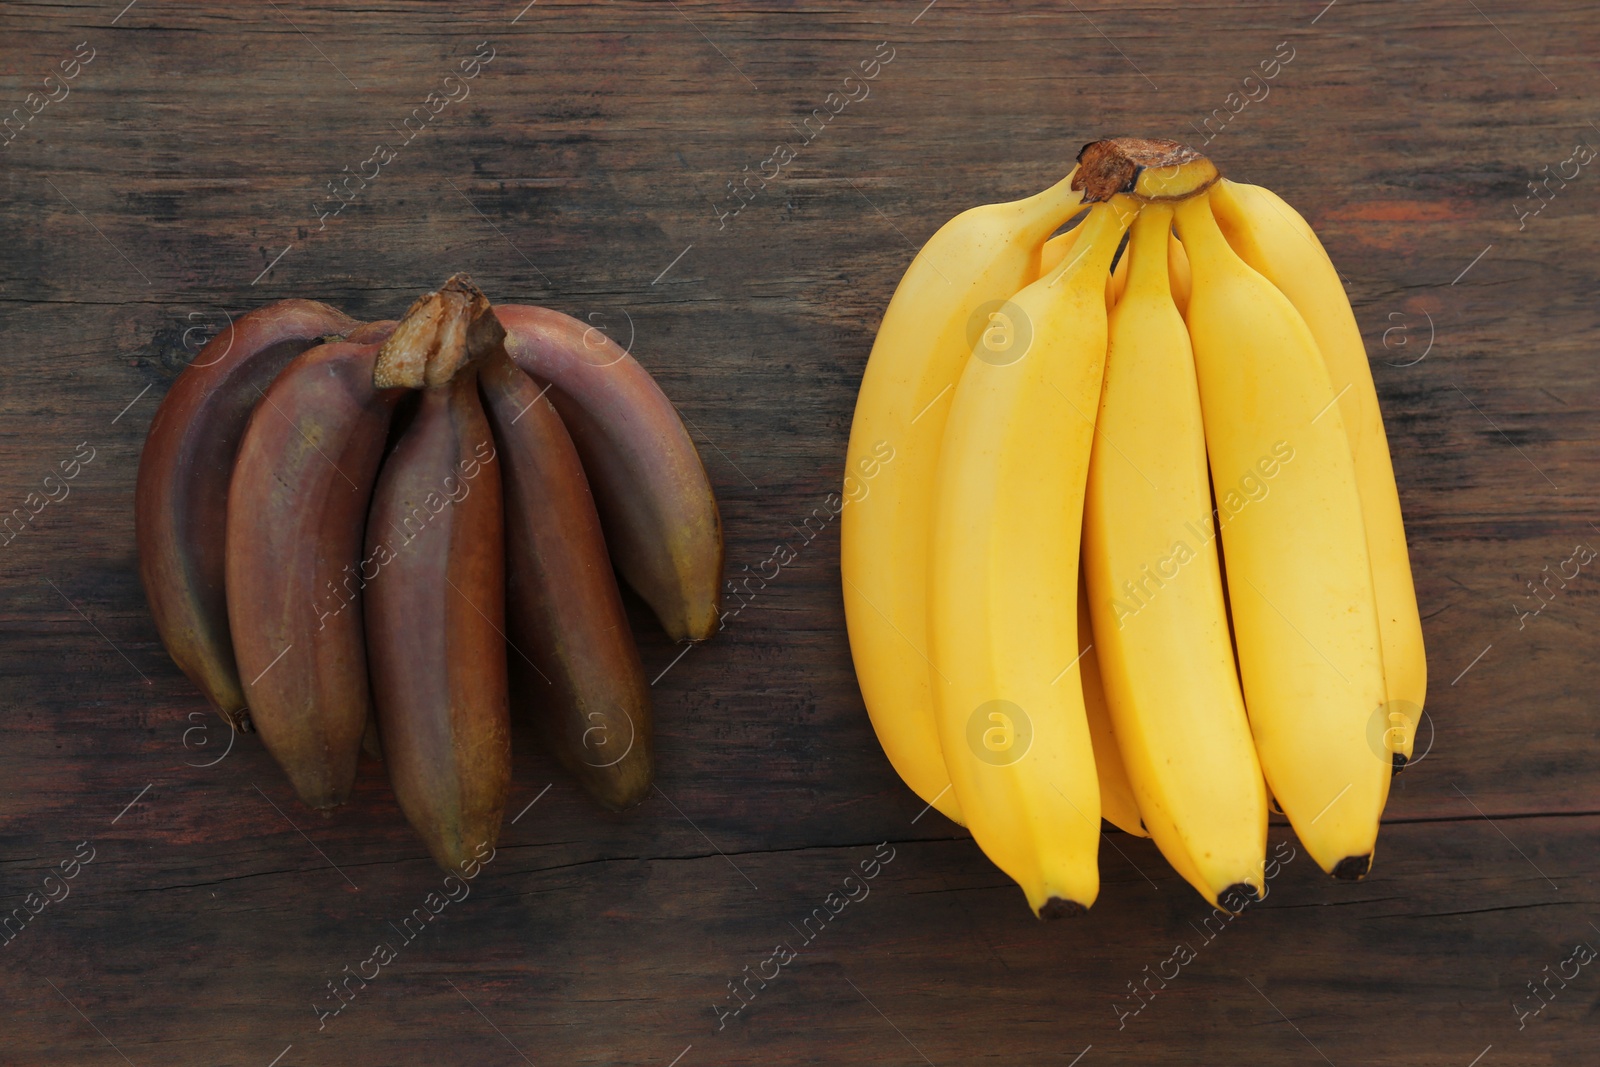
xmin=1332 ymin=854 xmax=1372 ymax=881
xmin=1392 ymin=752 xmax=1408 ymax=776
xmin=1039 ymin=897 xmax=1086 ymax=921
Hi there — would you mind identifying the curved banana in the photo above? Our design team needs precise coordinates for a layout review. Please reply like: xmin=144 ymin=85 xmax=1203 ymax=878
xmin=1174 ymin=193 xmax=1388 ymax=880
xmin=226 ymin=338 xmax=403 ymax=809
xmin=137 ymin=299 xmax=359 ymax=730
xmin=1209 ymin=178 xmax=1425 ymax=768
xmin=366 ymin=279 xmax=511 ymax=872
xmin=479 ymin=343 xmax=653 ymax=811
xmin=494 ymin=305 xmax=723 ymax=643
xmin=928 ymin=198 xmax=1134 ymax=916
xmin=842 ymin=171 xmax=1087 ymax=827
xmin=1076 ymin=575 xmax=1145 ymax=839
xmin=1083 ymin=204 xmax=1267 ymax=906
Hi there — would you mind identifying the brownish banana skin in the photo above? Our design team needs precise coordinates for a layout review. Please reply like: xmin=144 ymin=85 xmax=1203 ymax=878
xmin=137 ymin=299 xmax=359 ymax=731
xmin=226 ymin=339 xmax=403 ymax=810
xmin=479 ymin=343 xmax=653 ymax=810
xmin=344 ymin=316 xmax=399 ymax=767
xmin=346 ymin=319 xmax=397 ymax=345
xmin=365 ymin=279 xmax=511 ymax=871
xmin=494 ymin=305 xmax=724 ymax=641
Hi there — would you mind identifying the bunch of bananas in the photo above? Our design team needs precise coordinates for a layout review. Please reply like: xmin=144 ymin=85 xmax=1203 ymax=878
xmin=137 ymin=275 xmax=722 ymax=870
xmin=842 ymin=138 xmax=1425 ymax=917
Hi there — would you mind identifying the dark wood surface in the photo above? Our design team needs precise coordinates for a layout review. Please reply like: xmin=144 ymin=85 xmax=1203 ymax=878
xmin=2 ymin=1 xmax=1597 ymax=1063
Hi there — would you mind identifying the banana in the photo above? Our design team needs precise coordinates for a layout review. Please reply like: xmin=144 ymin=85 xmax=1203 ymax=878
xmin=1082 ymin=203 xmax=1267 ymax=907
xmin=365 ymin=278 xmax=511 ymax=872
xmin=225 ymin=337 xmax=404 ymax=810
xmin=1076 ymin=576 xmax=1145 ymax=839
xmin=1040 ymin=225 xmax=1081 ymax=274
xmin=1174 ymin=192 xmax=1388 ymax=880
xmin=842 ymin=171 xmax=1087 ymax=827
xmin=1168 ymin=234 xmax=1192 ymax=316
xmin=479 ymin=338 xmax=653 ymax=811
xmin=928 ymin=197 xmax=1134 ymax=916
xmin=494 ymin=305 xmax=723 ymax=643
xmin=137 ymin=299 xmax=359 ymax=730
xmin=1049 ymin=222 xmax=1177 ymax=313
xmin=347 ymin=319 xmax=397 ymax=345
xmin=1108 ymin=245 xmax=1130 ymax=305
xmin=1209 ymin=178 xmax=1425 ymax=769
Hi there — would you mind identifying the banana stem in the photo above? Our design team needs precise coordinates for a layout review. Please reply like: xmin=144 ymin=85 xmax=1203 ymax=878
xmin=374 ymin=274 xmax=496 ymax=389
xmin=1073 ymin=137 xmax=1219 ymax=203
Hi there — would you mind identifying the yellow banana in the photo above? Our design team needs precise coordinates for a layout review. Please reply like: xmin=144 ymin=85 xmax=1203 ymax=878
xmin=842 ymin=172 xmax=1086 ymax=826
xmin=928 ymin=198 xmax=1134 ymax=916
xmin=1083 ymin=204 xmax=1267 ymax=907
xmin=1041 ymin=226 xmax=1079 ymax=274
xmin=1108 ymin=247 xmax=1130 ymax=305
xmin=1174 ymin=192 xmax=1389 ymax=880
xmin=1209 ymin=179 xmax=1425 ymax=768
xmin=1076 ymin=576 xmax=1145 ymax=839
xmin=1168 ymin=233 xmax=1192 ymax=316
xmin=1053 ymin=225 xmax=1187 ymax=315
xmin=1041 ymin=226 xmax=1122 ymax=313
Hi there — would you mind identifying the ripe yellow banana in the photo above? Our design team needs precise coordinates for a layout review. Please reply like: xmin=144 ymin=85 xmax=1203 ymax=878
xmin=1083 ymin=203 xmax=1267 ymax=907
xmin=928 ymin=198 xmax=1133 ymax=917
xmin=1174 ymin=192 xmax=1388 ymax=880
xmin=841 ymin=171 xmax=1086 ymax=826
xmin=1076 ymin=576 xmax=1145 ymax=839
xmin=1209 ymin=178 xmax=1425 ymax=768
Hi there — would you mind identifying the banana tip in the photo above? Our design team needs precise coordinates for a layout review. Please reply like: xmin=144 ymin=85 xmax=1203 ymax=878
xmin=1332 ymin=854 xmax=1372 ymax=881
xmin=1038 ymin=897 xmax=1087 ymax=921
xmin=1391 ymin=752 xmax=1408 ymax=776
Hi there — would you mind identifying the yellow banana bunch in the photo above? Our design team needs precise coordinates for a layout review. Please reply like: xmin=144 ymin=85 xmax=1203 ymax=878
xmin=844 ymin=137 xmax=1426 ymax=915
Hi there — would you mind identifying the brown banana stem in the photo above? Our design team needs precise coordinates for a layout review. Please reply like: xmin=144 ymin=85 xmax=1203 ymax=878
xmin=1073 ymin=138 xmax=1219 ymax=203
xmin=137 ymin=299 xmax=359 ymax=731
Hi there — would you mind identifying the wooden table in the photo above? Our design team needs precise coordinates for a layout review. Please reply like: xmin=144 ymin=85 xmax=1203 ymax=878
xmin=2 ymin=1 xmax=1596 ymax=1063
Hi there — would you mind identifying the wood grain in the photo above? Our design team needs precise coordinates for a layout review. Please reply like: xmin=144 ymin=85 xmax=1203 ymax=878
xmin=2 ymin=1 xmax=1598 ymax=1063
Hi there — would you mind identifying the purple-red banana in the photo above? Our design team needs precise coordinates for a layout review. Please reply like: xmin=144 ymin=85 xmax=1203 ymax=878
xmin=137 ymin=300 xmax=359 ymax=730
xmin=479 ymin=332 xmax=653 ymax=811
xmin=365 ymin=278 xmax=511 ymax=871
xmin=225 ymin=334 xmax=405 ymax=810
xmin=494 ymin=305 xmax=723 ymax=642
